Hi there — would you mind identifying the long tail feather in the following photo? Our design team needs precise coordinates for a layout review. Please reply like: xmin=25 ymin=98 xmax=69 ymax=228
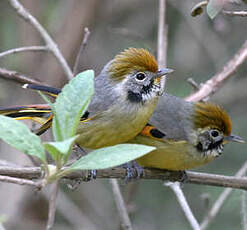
xmin=23 ymin=84 xmax=61 ymax=98
xmin=1 ymin=83 xmax=91 ymax=135
xmin=0 ymin=104 xmax=52 ymax=134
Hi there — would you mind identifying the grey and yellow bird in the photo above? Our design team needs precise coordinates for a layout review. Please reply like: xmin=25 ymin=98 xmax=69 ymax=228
xmin=130 ymin=94 xmax=244 ymax=171
xmin=0 ymin=48 xmax=173 ymax=150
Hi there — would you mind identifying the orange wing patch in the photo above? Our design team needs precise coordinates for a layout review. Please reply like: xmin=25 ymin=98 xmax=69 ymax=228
xmin=140 ymin=125 xmax=166 ymax=140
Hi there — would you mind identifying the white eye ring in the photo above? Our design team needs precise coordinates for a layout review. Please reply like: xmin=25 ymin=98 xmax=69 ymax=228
xmin=135 ymin=72 xmax=146 ymax=81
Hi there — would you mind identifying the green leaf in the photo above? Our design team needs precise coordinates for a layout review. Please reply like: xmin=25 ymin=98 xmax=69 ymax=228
xmin=44 ymin=135 xmax=78 ymax=160
xmin=0 ymin=115 xmax=46 ymax=162
xmin=53 ymin=70 xmax=94 ymax=141
xmin=68 ymin=144 xmax=155 ymax=171
xmin=207 ymin=0 xmax=224 ymax=19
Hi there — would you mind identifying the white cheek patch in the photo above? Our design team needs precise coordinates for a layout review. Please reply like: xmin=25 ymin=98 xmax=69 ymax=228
xmin=203 ymin=144 xmax=224 ymax=158
xmin=141 ymin=84 xmax=161 ymax=102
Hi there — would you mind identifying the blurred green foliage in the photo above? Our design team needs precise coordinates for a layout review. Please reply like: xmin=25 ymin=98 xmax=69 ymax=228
xmin=0 ymin=0 xmax=247 ymax=229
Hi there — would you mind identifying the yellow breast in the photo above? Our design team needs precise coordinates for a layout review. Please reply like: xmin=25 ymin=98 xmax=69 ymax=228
xmin=76 ymin=98 xmax=158 ymax=149
xmin=131 ymin=135 xmax=216 ymax=170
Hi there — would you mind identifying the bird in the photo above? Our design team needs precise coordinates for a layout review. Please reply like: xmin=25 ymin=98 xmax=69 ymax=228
xmin=0 ymin=48 xmax=173 ymax=150
xmin=129 ymin=93 xmax=244 ymax=171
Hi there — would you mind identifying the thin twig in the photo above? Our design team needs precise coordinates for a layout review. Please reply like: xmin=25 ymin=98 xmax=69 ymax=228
xmin=223 ymin=10 xmax=247 ymax=17
xmin=45 ymin=189 xmax=98 ymax=230
xmin=165 ymin=182 xmax=201 ymax=230
xmin=110 ymin=179 xmax=133 ymax=230
xmin=73 ymin=27 xmax=90 ymax=76
xmin=1 ymin=166 xmax=247 ymax=190
xmin=187 ymin=78 xmax=200 ymax=91
xmin=0 ymin=67 xmax=46 ymax=85
xmin=242 ymin=190 xmax=247 ymax=230
xmin=8 ymin=0 xmax=73 ymax=80
xmin=0 ymin=175 xmax=41 ymax=189
xmin=200 ymin=161 xmax=247 ymax=230
xmin=0 ymin=223 xmax=6 ymax=230
xmin=157 ymin=0 xmax=168 ymax=93
xmin=46 ymin=181 xmax=59 ymax=230
xmin=186 ymin=39 xmax=247 ymax=102
xmin=0 ymin=46 xmax=48 ymax=58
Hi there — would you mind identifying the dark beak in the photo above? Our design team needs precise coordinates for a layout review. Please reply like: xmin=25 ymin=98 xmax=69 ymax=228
xmin=155 ymin=68 xmax=174 ymax=78
xmin=224 ymin=134 xmax=245 ymax=143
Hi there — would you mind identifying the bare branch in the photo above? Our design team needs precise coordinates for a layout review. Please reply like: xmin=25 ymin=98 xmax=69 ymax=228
xmin=165 ymin=182 xmax=201 ymax=230
xmin=45 ymin=189 xmax=98 ymax=230
xmin=8 ymin=0 xmax=73 ymax=80
xmin=73 ymin=27 xmax=91 ymax=76
xmin=186 ymin=39 xmax=247 ymax=102
xmin=0 ymin=175 xmax=41 ymax=189
xmin=187 ymin=78 xmax=200 ymax=91
xmin=157 ymin=0 xmax=168 ymax=92
xmin=223 ymin=10 xmax=247 ymax=17
xmin=110 ymin=179 xmax=133 ymax=230
xmin=0 ymin=223 xmax=6 ymax=230
xmin=0 ymin=67 xmax=46 ymax=85
xmin=1 ymin=165 xmax=247 ymax=190
xmin=242 ymin=190 xmax=247 ymax=230
xmin=200 ymin=161 xmax=247 ymax=230
xmin=0 ymin=46 xmax=48 ymax=59
xmin=46 ymin=182 xmax=59 ymax=230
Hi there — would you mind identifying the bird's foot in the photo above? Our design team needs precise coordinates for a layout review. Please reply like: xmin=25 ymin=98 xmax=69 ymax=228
xmin=178 ymin=170 xmax=188 ymax=183
xmin=65 ymin=169 xmax=97 ymax=190
xmin=122 ymin=161 xmax=144 ymax=183
xmin=85 ymin=169 xmax=97 ymax=181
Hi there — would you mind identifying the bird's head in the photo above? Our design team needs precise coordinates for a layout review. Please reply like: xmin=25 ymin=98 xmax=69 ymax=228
xmin=108 ymin=48 xmax=173 ymax=103
xmin=193 ymin=102 xmax=244 ymax=157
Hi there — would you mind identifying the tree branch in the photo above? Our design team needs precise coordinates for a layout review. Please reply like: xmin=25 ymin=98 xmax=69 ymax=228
xmin=0 ymin=46 xmax=48 ymax=59
xmin=157 ymin=0 xmax=168 ymax=92
xmin=223 ymin=10 xmax=247 ymax=17
xmin=110 ymin=179 xmax=133 ymax=230
xmin=0 ymin=175 xmax=42 ymax=189
xmin=0 ymin=67 xmax=46 ymax=85
xmin=165 ymin=182 xmax=201 ymax=230
xmin=185 ymin=39 xmax=247 ymax=102
xmin=46 ymin=182 xmax=59 ymax=230
xmin=73 ymin=27 xmax=90 ymax=76
xmin=8 ymin=0 xmax=73 ymax=80
xmin=1 ymin=165 xmax=247 ymax=190
xmin=200 ymin=161 xmax=247 ymax=230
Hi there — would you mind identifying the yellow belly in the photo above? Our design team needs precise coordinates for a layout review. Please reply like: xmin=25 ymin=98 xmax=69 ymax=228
xmin=76 ymin=99 xmax=157 ymax=149
xmin=130 ymin=135 xmax=216 ymax=170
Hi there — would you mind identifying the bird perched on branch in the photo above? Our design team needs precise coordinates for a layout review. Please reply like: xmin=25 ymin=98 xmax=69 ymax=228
xmin=0 ymin=48 xmax=173 ymax=150
xmin=130 ymin=94 xmax=244 ymax=171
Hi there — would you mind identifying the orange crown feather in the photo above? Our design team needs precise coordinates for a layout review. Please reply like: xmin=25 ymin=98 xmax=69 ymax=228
xmin=193 ymin=102 xmax=232 ymax=136
xmin=108 ymin=48 xmax=158 ymax=81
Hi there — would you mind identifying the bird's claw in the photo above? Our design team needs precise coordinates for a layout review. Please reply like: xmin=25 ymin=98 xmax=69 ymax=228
xmin=178 ymin=170 xmax=188 ymax=183
xmin=65 ymin=169 xmax=97 ymax=190
xmin=122 ymin=161 xmax=144 ymax=183
xmin=86 ymin=169 xmax=97 ymax=181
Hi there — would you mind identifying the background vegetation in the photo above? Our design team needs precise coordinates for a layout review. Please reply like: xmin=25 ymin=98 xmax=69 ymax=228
xmin=0 ymin=0 xmax=247 ymax=229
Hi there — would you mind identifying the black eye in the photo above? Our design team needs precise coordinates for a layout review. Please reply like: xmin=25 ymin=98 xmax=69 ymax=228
xmin=135 ymin=72 xmax=146 ymax=81
xmin=211 ymin=130 xmax=219 ymax=137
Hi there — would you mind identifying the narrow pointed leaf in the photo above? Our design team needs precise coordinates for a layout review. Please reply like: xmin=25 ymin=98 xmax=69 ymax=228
xmin=68 ymin=144 xmax=155 ymax=171
xmin=0 ymin=115 xmax=46 ymax=162
xmin=53 ymin=70 xmax=94 ymax=141
xmin=44 ymin=135 xmax=78 ymax=160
